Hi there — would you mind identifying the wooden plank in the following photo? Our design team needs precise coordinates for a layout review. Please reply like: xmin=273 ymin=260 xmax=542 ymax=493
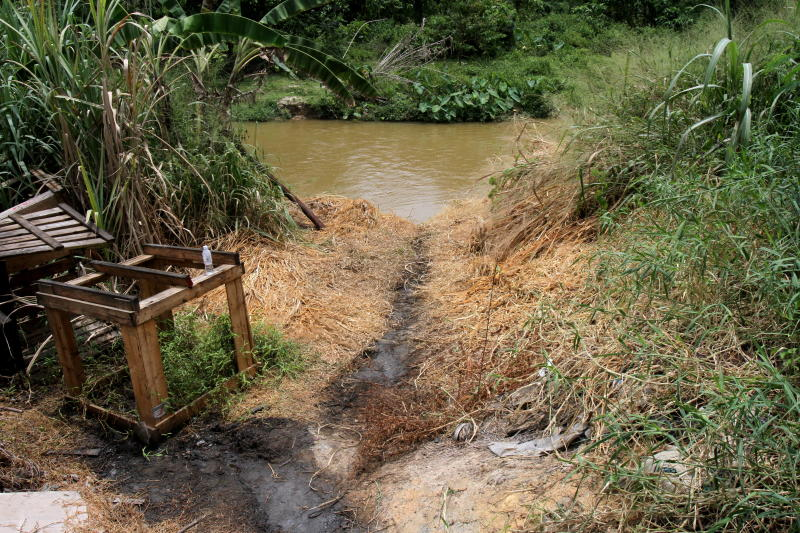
xmin=3 ymin=248 xmax=74 ymax=274
xmin=154 ymin=365 xmax=256 ymax=434
xmin=7 ymin=213 xmax=64 ymax=250
xmin=89 ymin=260 xmax=192 ymax=287
xmin=38 ymin=280 xmax=139 ymax=312
xmin=57 ymin=203 xmax=114 ymax=241
xmin=37 ymin=292 xmax=136 ymax=326
xmin=0 ymin=223 xmax=85 ymax=246
xmin=120 ymin=320 xmax=168 ymax=427
xmin=142 ymin=244 xmax=240 ymax=267
xmin=0 ymin=191 xmax=61 ymax=219
xmin=0 ymin=217 xmax=79 ymax=239
xmin=137 ymin=279 xmax=174 ymax=330
xmin=225 ymin=277 xmax=255 ymax=374
xmin=0 ymin=237 xmax=106 ymax=259
xmin=45 ymin=308 xmax=85 ymax=394
xmin=67 ymin=254 xmax=154 ymax=287
xmin=8 ymin=257 xmax=77 ymax=289
xmin=135 ymin=264 xmax=244 ymax=325
xmin=0 ymin=213 xmax=73 ymax=231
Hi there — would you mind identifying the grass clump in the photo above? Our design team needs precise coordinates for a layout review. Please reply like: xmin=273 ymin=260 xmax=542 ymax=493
xmin=158 ymin=312 xmax=305 ymax=411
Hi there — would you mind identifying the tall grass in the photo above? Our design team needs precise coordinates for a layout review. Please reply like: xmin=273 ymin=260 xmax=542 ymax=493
xmin=0 ymin=0 xmax=293 ymax=254
xmin=486 ymin=2 xmax=800 ymax=530
xmin=560 ymin=3 xmax=800 ymax=530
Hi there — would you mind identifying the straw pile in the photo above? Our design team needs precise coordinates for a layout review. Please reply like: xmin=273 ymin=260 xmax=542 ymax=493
xmin=358 ymin=152 xmax=605 ymax=465
xmin=194 ymin=195 xmax=418 ymax=418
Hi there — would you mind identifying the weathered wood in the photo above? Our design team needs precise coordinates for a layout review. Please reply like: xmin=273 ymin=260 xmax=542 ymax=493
xmin=38 ymin=280 xmax=139 ymax=312
xmin=45 ymin=308 xmax=85 ymax=394
xmin=0 ymin=223 xmax=87 ymax=246
xmin=142 ymin=244 xmax=241 ymax=267
xmin=37 ymin=292 xmax=136 ymax=326
xmin=89 ymin=260 xmax=193 ymax=287
xmin=0 ymin=237 xmax=107 ymax=259
xmin=57 ymin=202 xmax=114 ymax=241
xmin=154 ymin=365 xmax=256 ymax=433
xmin=0 ymin=191 xmax=61 ymax=219
xmin=137 ymin=279 xmax=174 ymax=330
xmin=2 ymin=248 xmax=74 ymax=274
xmin=7 ymin=213 xmax=64 ymax=251
xmin=8 ymin=257 xmax=77 ymax=290
xmin=0 ymin=216 xmax=76 ymax=238
xmin=225 ymin=277 xmax=255 ymax=374
xmin=0 ymin=262 xmax=23 ymax=374
xmin=68 ymin=254 xmax=154 ymax=287
xmin=135 ymin=264 xmax=244 ymax=325
xmin=120 ymin=320 xmax=168 ymax=427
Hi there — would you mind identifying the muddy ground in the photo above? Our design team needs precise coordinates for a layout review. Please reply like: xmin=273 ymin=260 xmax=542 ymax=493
xmin=1 ymin=197 xmax=593 ymax=532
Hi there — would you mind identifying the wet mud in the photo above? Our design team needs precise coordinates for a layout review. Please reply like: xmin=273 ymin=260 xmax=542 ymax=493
xmin=92 ymin=235 xmax=430 ymax=532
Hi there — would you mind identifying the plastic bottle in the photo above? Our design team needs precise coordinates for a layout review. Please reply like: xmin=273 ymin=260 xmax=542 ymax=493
xmin=202 ymin=245 xmax=213 ymax=274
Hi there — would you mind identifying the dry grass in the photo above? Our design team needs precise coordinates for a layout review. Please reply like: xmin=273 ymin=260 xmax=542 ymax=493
xmin=0 ymin=196 xmax=418 ymax=531
xmin=357 ymin=131 xmax=602 ymax=464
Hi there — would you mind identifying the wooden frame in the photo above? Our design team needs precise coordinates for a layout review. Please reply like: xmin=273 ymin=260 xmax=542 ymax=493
xmin=36 ymin=244 xmax=255 ymax=443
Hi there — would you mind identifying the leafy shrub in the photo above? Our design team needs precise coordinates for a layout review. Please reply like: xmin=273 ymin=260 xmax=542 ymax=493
xmin=160 ymin=312 xmax=305 ymax=410
xmin=423 ymin=0 xmax=517 ymax=57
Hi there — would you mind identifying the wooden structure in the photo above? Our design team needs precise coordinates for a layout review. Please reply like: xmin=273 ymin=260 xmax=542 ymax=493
xmin=0 ymin=189 xmax=113 ymax=374
xmin=36 ymin=244 xmax=255 ymax=442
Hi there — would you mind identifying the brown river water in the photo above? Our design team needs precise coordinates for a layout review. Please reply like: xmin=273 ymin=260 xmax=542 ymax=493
xmin=239 ymin=119 xmax=519 ymax=222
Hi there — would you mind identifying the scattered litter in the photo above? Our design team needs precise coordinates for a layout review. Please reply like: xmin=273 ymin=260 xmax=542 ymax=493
xmin=452 ymin=421 xmax=477 ymax=442
xmin=44 ymin=448 xmax=102 ymax=457
xmin=196 ymin=440 xmax=206 ymax=447
xmin=111 ymin=497 xmax=145 ymax=506
xmin=643 ymin=446 xmax=700 ymax=492
xmin=488 ymin=423 xmax=589 ymax=457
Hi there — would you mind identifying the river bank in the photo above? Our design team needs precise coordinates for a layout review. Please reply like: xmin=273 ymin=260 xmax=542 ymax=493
xmin=0 ymin=177 xmax=598 ymax=531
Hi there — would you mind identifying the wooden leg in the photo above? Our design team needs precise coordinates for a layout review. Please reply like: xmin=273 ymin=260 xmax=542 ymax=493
xmin=225 ymin=277 xmax=255 ymax=374
xmin=120 ymin=320 xmax=169 ymax=426
xmin=45 ymin=308 xmax=85 ymax=394
xmin=138 ymin=280 xmax=174 ymax=330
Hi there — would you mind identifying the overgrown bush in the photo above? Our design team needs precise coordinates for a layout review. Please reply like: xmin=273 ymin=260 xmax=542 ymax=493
xmin=160 ymin=312 xmax=305 ymax=409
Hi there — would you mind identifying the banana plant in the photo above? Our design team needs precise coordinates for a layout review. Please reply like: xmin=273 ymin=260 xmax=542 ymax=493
xmin=154 ymin=0 xmax=376 ymax=111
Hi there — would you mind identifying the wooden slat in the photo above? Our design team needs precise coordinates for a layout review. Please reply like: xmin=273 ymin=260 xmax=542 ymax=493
xmin=3 ymin=248 xmax=74 ymax=274
xmin=0 ymin=191 xmax=61 ymax=220
xmin=0 ymin=237 xmax=108 ymax=259
xmin=0 ymin=223 xmax=85 ymax=246
xmin=120 ymin=320 xmax=168 ymax=427
xmin=142 ymin=244 xmax=240 ymax=267
xmin=89 ymin=260 xmax=192 ymax=287
xmin=7 ymin=213 xmax=64 ymax=250
xmin=45 ymin=307 xmax=85 ymax=394
xmin=68 ymin=254 xmax=154 ymax=287
xmin=37 ymin=292 xmax=136 ymax=325
xmin=0 ymin=217 xmax=78 ymax=239
xmin=38 ymin=280 xmax=140 ymax=312
xmin=135 ymin=264 xmax=244 ymax=325
xmin=57 ymin=202 xmax=114 ymax=241
xmin=9 ymin=256 xmax=78 ymax=289
xmin=225 ymin=277 xmax=255 ymax=374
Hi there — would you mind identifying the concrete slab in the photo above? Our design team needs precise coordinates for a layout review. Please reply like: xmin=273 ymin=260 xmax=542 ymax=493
xmin=0 ymin=491 xmax=88 ymax=532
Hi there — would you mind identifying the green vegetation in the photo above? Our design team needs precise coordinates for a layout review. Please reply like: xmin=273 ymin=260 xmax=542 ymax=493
xmin=160 ymin=312 xmax=305 ymax=409
xmin=0 ymin=0 xmax=373 ymax=251
xmin=496 ymin=1 xmax=800 ymax=529
xmin=229 ymin=0 xmax=765 ymax=123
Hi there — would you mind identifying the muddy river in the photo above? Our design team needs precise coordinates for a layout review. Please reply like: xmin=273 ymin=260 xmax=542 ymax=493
xmin=239 ymin=120 xmax=518 ymax=222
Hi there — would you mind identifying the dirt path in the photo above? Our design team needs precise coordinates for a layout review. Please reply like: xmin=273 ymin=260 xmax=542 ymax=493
xmin=93 ymin=229 xmax=432 ymax=532
xmin=1 ymin=195 xmax=593 ymax=532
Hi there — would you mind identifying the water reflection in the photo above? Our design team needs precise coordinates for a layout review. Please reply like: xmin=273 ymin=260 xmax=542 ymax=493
xmin=238 ymin=120 xmax=517 ymax=222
